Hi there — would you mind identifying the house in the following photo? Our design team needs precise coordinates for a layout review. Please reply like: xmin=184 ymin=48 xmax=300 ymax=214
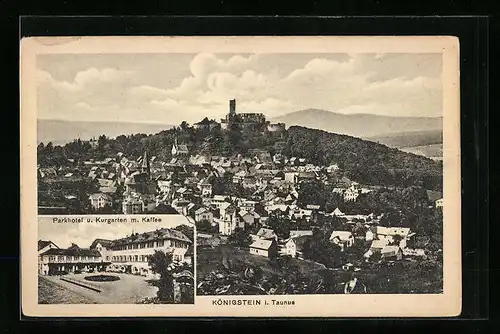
xmin=38 ymin=167 xmax=57 ymax=178
xmin=284 ymin=172 xmax=298 ymax=184
xmin=291 ymin=208 xmax=313 ymax=221
xmin=157 ymin=180 xmax=172 ymax=194
xmin=194 ymin=207 xmax=214 ymax=224
xmin=99 ymin=186 xmax=118 ymax=195
xmin=232 ymin=170 xmax=247 ymax=184
xmin=122 ymin=197 xmax=144 ymax=214
xmin=280 ymin=238 xmax=297 ymax=258
xmin=249 ymin=239 xmax=278 ymax=258
xmin=369 ymin=239 xmax=388 ymax=251
xmin=89 ymin=193 xmax=113 ymax=210
xmin=198 ymin=181 xmax=213 ymax=197
xmin=326 ymin=164 xmax=340 ymax=173
xmin=256 ymin=227 xmax=278 ymax=241
xmin=329 ymin=231 xmax=355 ymax=250
xmin=332 ymin=188 xmax=344 ymax=195
xmin=38 ymin=240 xmax=59 ymax=255
xmin=289 ymin=230 xmax=313 ymax=238
xmin=171 ymin=139 xmax=189 ymax=156
xmin=211 ymin=195 xmax=230 ymax=209
xmin=104 ymin=227 xmax=192 ymax=275
xmin=435 ymin=198 xmax=444 ymax=209
xmin=371 ymin=226 xmax=411 ymax=249
xmin=381 ymin=245 xmax=403 ymax=260
xmin=239 ymin=199 xmax=257 ymax=211
xmin=403 ymin=248 xmax=426 ymax=257
xmin=365 ymin=229 xmax=374 ymax=241
xmin=331 ymin=207 xmax=345 ymax=216
xmin=238 ymin=210 xmax=260 ymax=227
xmin=38 ymin=247 xmax=102 ymax=276
xmin=219 ymin=204 xmax=240 ymax=235
xmin=291 ymin=235 xmax=311 ymax=260
xmin=344 ymin=186 xmax=360 ymax=202
xmin=89 ymin=238 xmax=114 ymax=262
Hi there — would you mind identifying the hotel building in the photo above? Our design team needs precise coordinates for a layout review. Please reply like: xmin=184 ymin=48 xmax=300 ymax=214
xmin=38 ymin=227 xmax=193 ymax=278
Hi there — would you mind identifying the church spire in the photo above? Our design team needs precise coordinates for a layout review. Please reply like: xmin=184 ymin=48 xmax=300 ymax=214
xmin=141 ymin=150 xmax=150 ymax=175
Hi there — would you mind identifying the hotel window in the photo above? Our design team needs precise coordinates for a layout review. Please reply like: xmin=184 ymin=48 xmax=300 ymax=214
xmin=134 ymin=255 xmax=138 ymax=262
xmin=158 ymin=240 xmax=164 ymax=247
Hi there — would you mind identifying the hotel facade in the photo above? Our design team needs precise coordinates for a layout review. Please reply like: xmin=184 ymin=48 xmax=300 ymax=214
xmin=38 ymin=227 xmax=193 ymax=278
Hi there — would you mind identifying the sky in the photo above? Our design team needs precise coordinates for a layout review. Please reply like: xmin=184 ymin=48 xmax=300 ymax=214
xmin=37 ymin=53 xmax=443 ymax=125
xmin=38 ymin=215 xmax=192 ymax=249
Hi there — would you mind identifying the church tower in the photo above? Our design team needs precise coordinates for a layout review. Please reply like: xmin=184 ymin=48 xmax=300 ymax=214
xmin=141 ymin=151 xmax=150 ymax=177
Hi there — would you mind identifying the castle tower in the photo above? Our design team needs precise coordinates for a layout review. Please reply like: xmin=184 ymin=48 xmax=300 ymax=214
xmin=229 ymin=99 xmax=236 ymax=115
xmin=227 ymin=99 xmax=236 ymax=122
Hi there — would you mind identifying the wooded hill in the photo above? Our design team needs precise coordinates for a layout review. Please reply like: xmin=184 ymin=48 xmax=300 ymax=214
xmin=283 ymin=126 xmax=442 ymax=191
xmin=37 ymin=121 xmax=443 ymax=191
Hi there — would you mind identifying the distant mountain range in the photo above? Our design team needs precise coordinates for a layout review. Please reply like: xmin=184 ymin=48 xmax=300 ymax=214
xmin=366 ymin=129 xmax=443 ymax=161
xmin=37 ymin=119 xmax=174 ymax=146
xmin=271 ymin=109 xmax=443 ymax=139
xmin=39 ymin=109 xmax=444 ymax=159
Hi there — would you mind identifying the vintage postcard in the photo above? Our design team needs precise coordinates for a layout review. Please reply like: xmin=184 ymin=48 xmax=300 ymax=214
xmin=21 ymin=36 xmax=461 ymax=317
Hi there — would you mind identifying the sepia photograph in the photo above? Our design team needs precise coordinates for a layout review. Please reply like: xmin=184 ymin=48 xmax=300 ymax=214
xmin=37 ymin=215 xmax=194 ymax=304
xmin=22 ymin=36 xmax=461 ymax=317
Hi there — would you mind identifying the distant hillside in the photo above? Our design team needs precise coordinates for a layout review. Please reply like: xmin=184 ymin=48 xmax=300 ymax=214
xmin=38 ymin=119 xmax=174 ymax=146
xmin=271 ymin=109 xmax=443 ymax=138
xmin=367 ymin=129 xmax=443 ymax=148
xmin=284 ymin=126 xmax=443 ymax=191
xmin=400 ymin=144 xmax=443 ymax=161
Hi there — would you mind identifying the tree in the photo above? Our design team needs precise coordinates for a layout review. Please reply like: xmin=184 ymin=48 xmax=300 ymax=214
xmin=180 ymin=121 xmax=190 ymax=132
xmin=196 ymin=219 xmax=216 ymax=233
xmin=302 ymin=228 xmax=342 ymax=268
xmin=173 ymin=224 xmax=194 ymax=242
xmin=266 ymin=213 xmax=291 ymax=240
xmin=97 ymin=135 xmax=108 ymax=149
xmin=148 ymin=250 xmax=175 ymax=303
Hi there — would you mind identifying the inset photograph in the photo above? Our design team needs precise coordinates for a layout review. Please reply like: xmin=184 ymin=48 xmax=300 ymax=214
xmin=37 ymin=215 xmax=194 ymax=304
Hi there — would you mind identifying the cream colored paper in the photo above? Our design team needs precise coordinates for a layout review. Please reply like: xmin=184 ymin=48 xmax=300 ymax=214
xmin=21 ymin=36 xmax=461 ymax=317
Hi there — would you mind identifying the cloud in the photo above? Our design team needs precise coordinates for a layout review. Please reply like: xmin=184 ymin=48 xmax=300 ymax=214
xmin=37 ymin=53 xmax=443 ymax=123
